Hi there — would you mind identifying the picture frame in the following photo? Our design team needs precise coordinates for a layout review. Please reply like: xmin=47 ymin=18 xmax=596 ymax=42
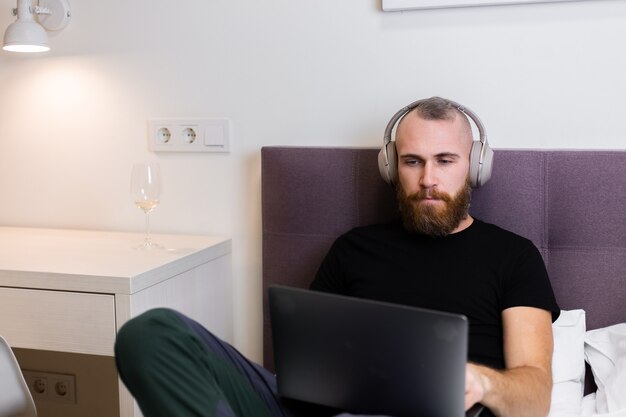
xmin=382 ymin=0 xmax=584 ymax=12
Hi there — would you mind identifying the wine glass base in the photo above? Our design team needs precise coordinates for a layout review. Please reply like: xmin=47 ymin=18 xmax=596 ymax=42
xmin=133 ymin=240 xmax=164 ymax=251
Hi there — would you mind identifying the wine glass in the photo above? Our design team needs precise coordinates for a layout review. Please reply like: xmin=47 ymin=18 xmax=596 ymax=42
xmin=130 ymin=163 xmax=161 ymax=249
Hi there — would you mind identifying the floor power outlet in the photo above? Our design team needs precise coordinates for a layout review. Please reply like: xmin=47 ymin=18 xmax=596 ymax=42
xmin=22 ymin=370 xmax=76 ymax=404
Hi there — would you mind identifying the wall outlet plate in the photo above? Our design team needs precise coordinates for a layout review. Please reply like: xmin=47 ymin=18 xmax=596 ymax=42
xmin=148 ymin=119 xmax=230 ymax=153
xmin=23 ymin=370 xmax=76 ymax=404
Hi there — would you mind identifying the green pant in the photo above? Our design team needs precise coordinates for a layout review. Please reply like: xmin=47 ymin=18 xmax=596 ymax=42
xmin=115 ymin=308 xmax=283 ymax=417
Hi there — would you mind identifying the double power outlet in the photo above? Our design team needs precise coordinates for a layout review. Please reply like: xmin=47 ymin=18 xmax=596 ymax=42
xmin=148 ymin=118 xmax=230 ymax=153
xmin=23 ymin=370 xmax=76 ymax=404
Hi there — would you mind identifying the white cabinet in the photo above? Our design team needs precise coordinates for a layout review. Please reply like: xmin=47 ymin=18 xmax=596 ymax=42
xmin=0 ymin=227 xmax=232 ymax=417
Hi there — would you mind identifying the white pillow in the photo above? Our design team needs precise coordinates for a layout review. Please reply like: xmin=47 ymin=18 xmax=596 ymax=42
xmin=585 ymin=323 xmax=626 ymax=415
xmin=548 ymin=309 xmax=587 ymax=417
xmin=582 ymin=393 xmax=597 ymax=417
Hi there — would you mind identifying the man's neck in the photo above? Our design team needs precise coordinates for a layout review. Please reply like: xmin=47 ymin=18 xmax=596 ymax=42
xmin=450 ymin=215 xmax=474 ymax=234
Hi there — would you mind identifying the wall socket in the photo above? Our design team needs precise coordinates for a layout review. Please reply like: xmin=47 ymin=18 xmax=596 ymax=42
xmin=23 ymin=370 xmax=76 ymax=404
xmin=148 ymin=118 xmax=230 ymax=153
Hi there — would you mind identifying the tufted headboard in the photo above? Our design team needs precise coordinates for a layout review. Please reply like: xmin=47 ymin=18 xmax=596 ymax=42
xmin=261 ymin=147 xmax=626 ymax=372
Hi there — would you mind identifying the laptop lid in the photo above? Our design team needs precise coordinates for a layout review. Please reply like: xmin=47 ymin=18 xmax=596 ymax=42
xmin=269 ymin=285 xmax=469 ymax=417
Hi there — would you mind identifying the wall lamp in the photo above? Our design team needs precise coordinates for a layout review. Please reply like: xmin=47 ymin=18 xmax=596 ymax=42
xmin=3 ymin=0 xmax=71 ymax=53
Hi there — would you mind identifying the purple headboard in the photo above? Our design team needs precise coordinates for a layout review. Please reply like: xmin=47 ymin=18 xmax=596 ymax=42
xmin=262 ymin=147 xmax=626 ymax=370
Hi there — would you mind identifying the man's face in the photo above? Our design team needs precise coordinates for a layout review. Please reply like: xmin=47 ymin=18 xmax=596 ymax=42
xmin=395 ymin=112 xmax=473 ymax=237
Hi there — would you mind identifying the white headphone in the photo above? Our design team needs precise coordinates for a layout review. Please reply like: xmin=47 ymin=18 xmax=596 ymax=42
xmin=377 ymin=98 xmax=494 ymax=188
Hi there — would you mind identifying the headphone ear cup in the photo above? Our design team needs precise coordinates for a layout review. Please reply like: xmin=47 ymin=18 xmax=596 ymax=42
xmin=479 ymin=143 xmax=494 ymax=187
xmin=377 ymin=146 xmax=391 ymax=185
xmin=469 ymin=141 xmax=482 ymax=188
xmin=469 ymin=141 xmax=494 ymax=188
xmin=378 ymin=142 xmax=398 ymax=186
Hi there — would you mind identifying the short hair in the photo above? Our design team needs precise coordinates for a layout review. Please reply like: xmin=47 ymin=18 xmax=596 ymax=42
xmin=413 ymin=96 xmax=460 ymax=121
xmin=397 ymin=96 xmax=472 ymax=139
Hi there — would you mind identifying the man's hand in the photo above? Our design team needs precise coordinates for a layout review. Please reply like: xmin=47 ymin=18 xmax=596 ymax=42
xmin=464 ymin=307 xmax=554 ymax=417
xmin=465 ymin=363 xmax=487 ymax=410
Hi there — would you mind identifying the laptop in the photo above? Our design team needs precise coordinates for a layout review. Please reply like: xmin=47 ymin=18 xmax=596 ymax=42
xmin=269 ymin=285 xmax=480 ymax=417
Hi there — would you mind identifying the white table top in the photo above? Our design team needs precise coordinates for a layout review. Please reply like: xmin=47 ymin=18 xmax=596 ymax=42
xmin=0 ymin=227 xmax=230 ymax=295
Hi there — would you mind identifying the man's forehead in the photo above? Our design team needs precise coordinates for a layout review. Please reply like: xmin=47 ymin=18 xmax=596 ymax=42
xmin=396 ymin=114 xmax=472 ymax=151
xmin=399 ymin=151 xmax=462 ymax=158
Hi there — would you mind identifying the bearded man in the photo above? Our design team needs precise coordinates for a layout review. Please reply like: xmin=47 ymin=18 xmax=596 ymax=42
xmin=115 ymin=97 xmax=559 ymax=417
xmin=311 ymin=97 xmax=559 ymax=417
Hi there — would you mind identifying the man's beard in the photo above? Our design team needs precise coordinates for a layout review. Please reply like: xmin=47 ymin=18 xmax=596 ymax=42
xmin=396 ymin=178 xmax=472 ymax=238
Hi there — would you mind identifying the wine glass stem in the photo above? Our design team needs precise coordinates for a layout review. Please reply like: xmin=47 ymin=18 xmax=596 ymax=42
xmin=145 ymin=213 xmax=152 ymax=246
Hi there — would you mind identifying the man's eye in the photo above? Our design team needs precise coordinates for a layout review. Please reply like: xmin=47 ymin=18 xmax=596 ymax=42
xmin=438 ymin=159 xmax=453 ymax=164
xmin=404 ymin=159 xmax=421 ymax=166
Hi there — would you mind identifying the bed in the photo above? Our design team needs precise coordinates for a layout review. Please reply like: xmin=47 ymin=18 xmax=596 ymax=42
xmin=261 ymin=147 xmax=626 ymax=414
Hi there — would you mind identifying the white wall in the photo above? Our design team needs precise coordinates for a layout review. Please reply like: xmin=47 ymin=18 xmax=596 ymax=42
xmin=0 ymin=0 xmax=625 ymax=362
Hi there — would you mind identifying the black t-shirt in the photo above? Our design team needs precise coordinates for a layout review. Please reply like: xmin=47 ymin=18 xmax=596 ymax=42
xmin=310 ymin=218 xmax=560 ymax=369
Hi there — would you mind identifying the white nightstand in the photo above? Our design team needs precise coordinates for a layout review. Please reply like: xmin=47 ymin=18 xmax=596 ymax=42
xmin=0 ymin=227 xmax=232 ymax=417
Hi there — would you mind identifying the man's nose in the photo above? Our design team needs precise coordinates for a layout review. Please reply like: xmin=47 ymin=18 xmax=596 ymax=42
xmin=420 ymin=162 xmax=436 ymax=188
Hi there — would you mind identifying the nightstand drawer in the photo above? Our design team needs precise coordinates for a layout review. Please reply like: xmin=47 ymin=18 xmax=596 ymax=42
xmin=0 ymin=287 xmax=116 ymax=356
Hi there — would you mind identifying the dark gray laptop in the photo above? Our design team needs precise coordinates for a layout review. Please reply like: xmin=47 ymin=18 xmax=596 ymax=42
xmin=269 ymin=285 xmax=474 ymax=417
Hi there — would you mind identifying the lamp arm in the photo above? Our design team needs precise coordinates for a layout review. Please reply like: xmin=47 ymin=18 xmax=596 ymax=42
xmin=33 ymin=6 xmax=52 ymax=15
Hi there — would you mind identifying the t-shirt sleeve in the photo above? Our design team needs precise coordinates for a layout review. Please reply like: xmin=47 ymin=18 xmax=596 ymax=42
xmin=501 ymin=239 xmax=560 ymax=322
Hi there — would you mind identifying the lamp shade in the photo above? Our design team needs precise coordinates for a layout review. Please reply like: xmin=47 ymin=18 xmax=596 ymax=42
xmin=3 ymin=18 xmax=49 ymax=52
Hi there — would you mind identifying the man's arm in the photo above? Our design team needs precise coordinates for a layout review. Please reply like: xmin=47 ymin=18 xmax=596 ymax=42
xmin=465 ymin=306 xmax=554 ymax=417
